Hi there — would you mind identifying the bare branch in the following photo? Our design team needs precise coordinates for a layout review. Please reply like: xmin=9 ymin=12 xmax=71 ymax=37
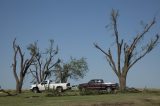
xmin=29 ymin=69 xmax=37 ymax=78
xmin=129 ymin=34 xmax=159 ymax=69
xmin=48 ymin=58 xmax=61 ymax=70
xmin=111 ymin=9 xmax=119 ymax=44
xmin=93 ymin=43 xmax=109 ymax=57
xmin=111 ymin=10 xmax=123 ymax=76
xmin=107 ymin=49 xmax=119 ymax=76
xmin=129 ymin=18 xmax=156 ymax=53
xmin=12 ymin=38 xmax=19 ymax=84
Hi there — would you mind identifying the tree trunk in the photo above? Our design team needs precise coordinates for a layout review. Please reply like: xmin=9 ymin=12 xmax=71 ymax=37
xmin=16 ymin=83 xmax=21 ymax=93
xmin=16 ymin=80 xmax=23 ymax=93
xmin=119 ymin=75 xmax=126 ymax=92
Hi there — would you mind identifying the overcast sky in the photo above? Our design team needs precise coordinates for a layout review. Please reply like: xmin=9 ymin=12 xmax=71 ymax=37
xmin=0 ymin=0 xmax=160 ymax=89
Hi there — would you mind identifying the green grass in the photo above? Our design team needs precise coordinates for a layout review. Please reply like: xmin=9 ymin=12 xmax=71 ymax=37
xmin=0 ymin=90 xmax=160 ymax=106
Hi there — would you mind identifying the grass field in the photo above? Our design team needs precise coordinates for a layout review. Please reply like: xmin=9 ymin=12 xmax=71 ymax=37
xmin=0 ymin=90 xmax=160 ymax=106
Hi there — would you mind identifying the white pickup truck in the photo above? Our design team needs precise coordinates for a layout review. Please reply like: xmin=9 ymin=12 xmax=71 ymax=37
xmin=30 ymin=80 xmax=70 ymax=93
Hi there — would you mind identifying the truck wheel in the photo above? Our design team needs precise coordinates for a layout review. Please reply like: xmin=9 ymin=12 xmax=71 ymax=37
xmin=33 ymin=88 xmax=39 ymax=93
xmin=56 ymin=87 xmax=63 ymax=93
xmin=106 ymin=87 xmax=112 ymax=93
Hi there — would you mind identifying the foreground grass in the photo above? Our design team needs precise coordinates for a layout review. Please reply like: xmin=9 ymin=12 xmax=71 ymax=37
xmin=0 ymin=90 xmax=160 ymax=106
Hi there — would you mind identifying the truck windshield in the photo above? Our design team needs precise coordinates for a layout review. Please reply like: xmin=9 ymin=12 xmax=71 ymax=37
xmin=41 ymin=81 xmax=47 ymax=85
xmin=89 ymin=79 xmax=104 ymax=83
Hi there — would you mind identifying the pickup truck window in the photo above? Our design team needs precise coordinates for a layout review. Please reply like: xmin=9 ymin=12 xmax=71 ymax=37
xmin=89 ymin=79 xmax=104 ymax=83
xmin=89 ymin=80 xmax=94 ymax=83
xmin=41 ymin=81 xmax=47 ymax=85
xmin=95 ymin=79 xmax=103 ymax=83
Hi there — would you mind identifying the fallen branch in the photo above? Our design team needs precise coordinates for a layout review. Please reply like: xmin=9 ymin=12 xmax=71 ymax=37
xmin=0 ymin=86 xmax=16 ymax=96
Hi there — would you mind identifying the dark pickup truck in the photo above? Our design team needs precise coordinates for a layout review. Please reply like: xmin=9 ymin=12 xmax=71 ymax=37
xmin=79 ymin=79 xmax=119 ymax=92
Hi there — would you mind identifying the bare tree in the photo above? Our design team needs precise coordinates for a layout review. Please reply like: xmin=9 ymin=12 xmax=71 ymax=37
xmin=55 ymin=57 xmax=88 ymax=83
xmin=28 ymin=40 xmax=60 ymax=83
xmin=12 ymin=38 xmax=36 ymax=93
xmin=94 ymin=10 xmax=159 ymax=91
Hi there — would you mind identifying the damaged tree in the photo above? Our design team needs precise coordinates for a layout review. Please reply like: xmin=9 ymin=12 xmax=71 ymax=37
xmin=12 ymin=38 xmax=36 ymax=93
xmin=28 ymin=40 xmax=60 ymax=83
xmin=94 ymin=10 xmax=159 ymax=91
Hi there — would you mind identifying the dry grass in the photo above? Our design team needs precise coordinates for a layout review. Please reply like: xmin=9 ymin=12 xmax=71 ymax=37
xmin=0 ymin=89 xmax=160 ymax=106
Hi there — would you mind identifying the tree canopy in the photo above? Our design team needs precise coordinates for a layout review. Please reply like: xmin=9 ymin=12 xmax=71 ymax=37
xmin=55 ymin=57 xmax=88 ymax=83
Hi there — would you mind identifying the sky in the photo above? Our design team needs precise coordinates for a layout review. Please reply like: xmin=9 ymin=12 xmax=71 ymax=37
xmin=0 ymin=0 xmax=160 ymax=89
